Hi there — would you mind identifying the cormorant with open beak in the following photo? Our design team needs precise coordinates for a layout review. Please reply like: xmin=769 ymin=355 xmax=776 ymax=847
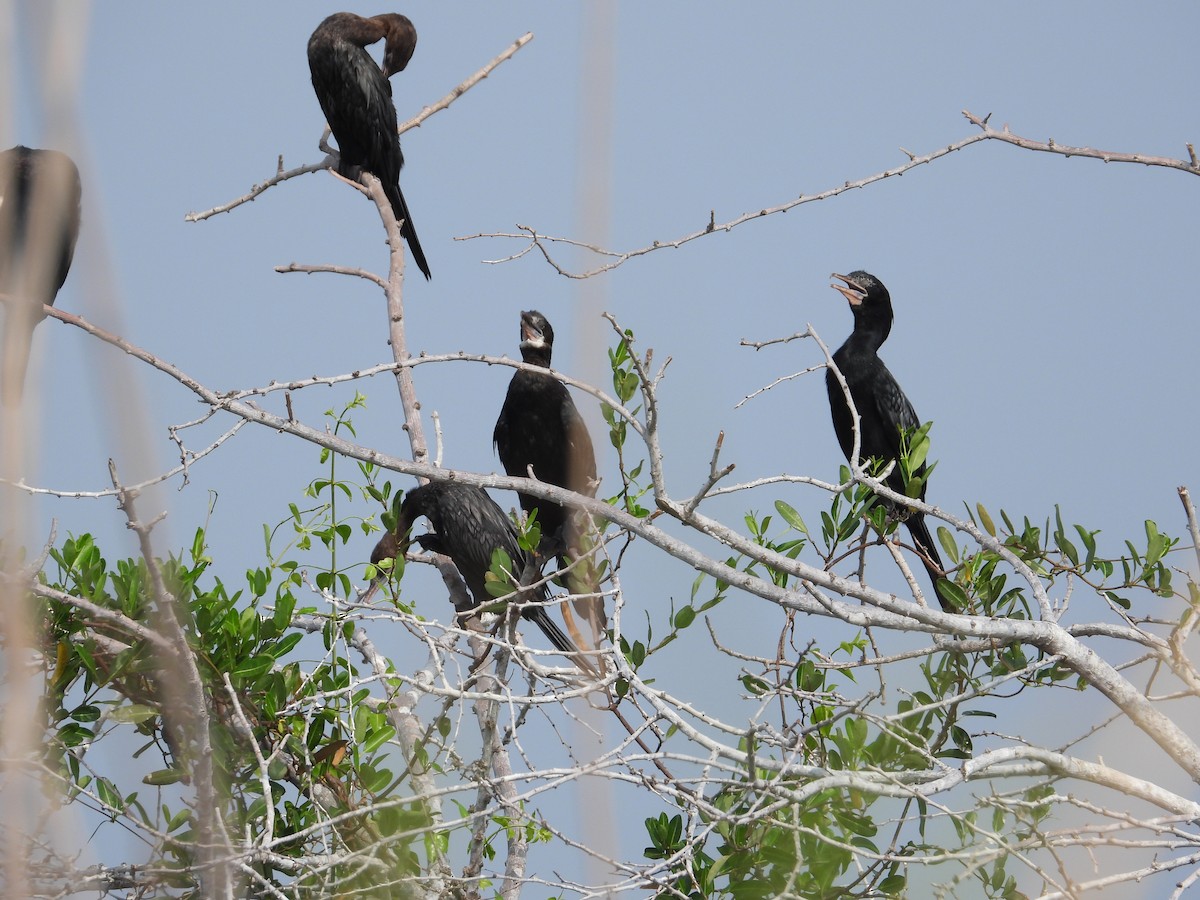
xmin=826 ymin=271 xmax=955 ymax=610
xmin=493 ymin=310 xmax=605 ymax=650
xmin=494 ymin=310 xmax=598 ymax=557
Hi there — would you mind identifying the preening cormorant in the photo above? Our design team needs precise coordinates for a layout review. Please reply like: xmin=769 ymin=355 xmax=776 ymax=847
xmin=307 ymin=12 xmax=431 ymax=280
xmin=371 ymin=481 xmax=578 ymax=655
xmin=0 ymin=146 xmax=81 ymax=406
xmin=826 ymin=271 xmax=955 ymax=611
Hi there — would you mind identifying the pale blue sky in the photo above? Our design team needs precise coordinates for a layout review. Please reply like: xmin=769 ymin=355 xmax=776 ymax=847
xmin=6 ymin=2 xmax=1198 ymax=893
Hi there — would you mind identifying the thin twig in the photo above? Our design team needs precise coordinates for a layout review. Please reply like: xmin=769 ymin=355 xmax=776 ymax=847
xmin=108 ymin=460 xmax=233 ymax=894
xmin=400 ymin=32 xmax=534 ymax=135
xmin=683 ymin=431 xmax=735 ymax=516
xmin=1178 ymin=486 xmax=1200 ymax=574
xmin=962 ymin=109 xmax=1200 ymax=173
xmin=460 ymin=109 xmax=1199 ymax=279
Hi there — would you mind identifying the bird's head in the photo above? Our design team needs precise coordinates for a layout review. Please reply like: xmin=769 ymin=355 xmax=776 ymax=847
xmin=830 ymin=271 xmax=889 ymax=309
xmin=374 ymin=14 xmax=417 ymax=77
xmin=519 ymin=310 xmax=554 ymax=365
xmin=371 ymin=489 xmax=416 ymax=567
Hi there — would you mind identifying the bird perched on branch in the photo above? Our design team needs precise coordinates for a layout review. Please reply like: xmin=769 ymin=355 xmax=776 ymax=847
xmin=825 ymin=271 xmax=955 ymax=610
xmin=0 ymin=145 xmax=81 ymax=406
xmin=371 ymin=481 xmax=582 ymax=660
xmin=307 ymin=12 xmax=431 ymax=279
xmin=493 ymin=310 xmax=605 ymax=651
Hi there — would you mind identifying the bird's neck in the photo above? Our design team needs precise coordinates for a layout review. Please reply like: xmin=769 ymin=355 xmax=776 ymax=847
xmin=845 ymin=312 xmax=891 ymax=354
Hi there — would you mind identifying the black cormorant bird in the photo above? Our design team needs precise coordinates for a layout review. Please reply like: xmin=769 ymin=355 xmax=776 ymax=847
xmin=826 ymin=271 xmax=955 ymax=610
xmin=0 ymin=146 xmax=81 ymax=406
xmin=371 ymin=481 xmax=578 ymax=655
xmin=494 ymin=310 xmax=598 ymax=554
xmin=493 ymin=311 xmax=605 ymax=650
xmin=307 ymin=12 xmax=431 ymax=280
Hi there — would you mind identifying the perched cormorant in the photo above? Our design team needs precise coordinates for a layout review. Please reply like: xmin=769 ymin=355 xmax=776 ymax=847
xmin=826 ymin=271 xmax=955 ymax=611
xmin=371 ymin=481 xmax=578 ymax=655
xmin=0 ymin=146 xmax=81 ymax=406
xmin=494 ymin=310 xmax=598 ymax=554
xmin=493 ymin=310 xmax=605 ymax=654
xmin=307 ymin=12 xmax=431 ymax=280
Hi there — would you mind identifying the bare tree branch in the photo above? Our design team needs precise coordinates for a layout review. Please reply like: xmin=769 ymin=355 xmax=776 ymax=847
xmin=459 ymin=108 xmax=1199 ymax=279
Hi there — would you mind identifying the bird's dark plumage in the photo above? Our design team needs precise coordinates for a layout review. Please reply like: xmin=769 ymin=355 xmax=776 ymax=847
xmin=825 ymin=271 xmax=955 ymax=610
xmin=493 ymin=310 xmax=605 ymax=657
xmin=0 ymin=146 xmax=81 ymax=406
xmin=493 ymin=310 xmax=598 ymax=554
xmin=307 ymin=12 xmax=430 ymax=280
xmin=371 ymin=481 xmax=577 ymax=654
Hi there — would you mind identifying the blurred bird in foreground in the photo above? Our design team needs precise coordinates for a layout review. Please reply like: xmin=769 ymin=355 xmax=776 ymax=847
xmin=0 ymin=146 xmax=81 ymax=406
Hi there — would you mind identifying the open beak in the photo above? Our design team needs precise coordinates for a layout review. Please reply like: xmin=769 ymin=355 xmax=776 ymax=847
xmin=830 ymin=273 xmax=866 ymax=307
xmin=520 ymin=311 xmax=544 ymax=345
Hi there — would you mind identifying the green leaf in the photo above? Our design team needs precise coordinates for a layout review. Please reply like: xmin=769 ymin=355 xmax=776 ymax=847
xmin=95 ymin=778 xmax=124 ymax=812
xmin=976 ymin=502 xmax=996 ymax=537
xmin=1145 ymin=520 xmax=1167 ymax=567
xmin=1105 ymin=590 xmax=1130 ymax=610
xmin=273 ymin=632 xmax=303 ymax=658
xmin=629 ymin=641 xmax=646 ymax=667
xmin=110 ymin=704 xmax=159 ymax=725
xmin=233 ymin=654 xmax=275 ymax=680
xmin=773 ymin=500 xmax=808 ymax=535
xmin=936 ymin=526 xmax=958 ymax=564
xmin=363 ymin=725 xmax=396 ymax=754
xmin=741 ymin=674 xmax=770 ymax=695
xmin=143 ymin=768 xmax=186 ymax=786
xmin=1075 ymin=523 xmax=1098 ymax=568
xmin=907 ymin=427 xmax=930 ymax=471
xmin=273 ymin=592 xmax=296 ymax=629
xmin=936 ymin=580 xmax=968 ymax=611
xmin=70 ymin=704 xmax=102 ymax=723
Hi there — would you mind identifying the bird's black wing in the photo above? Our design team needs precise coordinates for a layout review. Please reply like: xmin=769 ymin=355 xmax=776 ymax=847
xmin=876 ymin=369 xmax=920 ymax=436
xmin=494 ymin=372 xmax=565 ymax=527
xmin=435 ymin=487 xmax=525 ymax=605
xmin=866 ymin=362 xmax=923 ymax=498
xmin=460 ymin=492 xmax=582 ymax=654
xmin=347 ymin=37 xmax=430 ymax=279
xmin=870 ymin=365 xmax=955 ymax=610
xmin=493 ymin=393 xmax=513 ymax=470
xmin=562 ymin=392 xmax=597 ymax=497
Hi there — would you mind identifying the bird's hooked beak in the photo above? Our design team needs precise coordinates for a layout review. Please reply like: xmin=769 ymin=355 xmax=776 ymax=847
xmin=519 ymin=311 xmax=546 ymax=348
xmin=830 ymin=273 xmax=866 ymax=307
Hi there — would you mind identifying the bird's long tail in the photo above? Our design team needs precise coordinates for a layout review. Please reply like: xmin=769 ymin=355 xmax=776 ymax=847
xmin=387 ymin=182 xmax=431 ymax=281
xmin=904 ymin=512 xmax=957 ymax=611
xmin=520 ymin=583 xmax=604 ymax=676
